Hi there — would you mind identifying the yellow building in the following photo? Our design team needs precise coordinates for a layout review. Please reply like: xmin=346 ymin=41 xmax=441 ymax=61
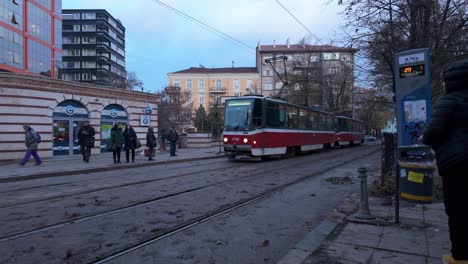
xmin=167 ymin=67 xmax=259 ymax=111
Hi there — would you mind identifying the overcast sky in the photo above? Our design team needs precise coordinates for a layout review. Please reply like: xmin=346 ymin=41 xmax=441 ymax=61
xmin=63 ymin=0 xmax=346 ymax=92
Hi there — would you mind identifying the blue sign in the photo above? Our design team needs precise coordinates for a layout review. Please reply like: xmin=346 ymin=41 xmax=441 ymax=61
xmin=65 ymin=105 xmax=75 ymax=116
xmin=145 ymin=106 xmax=152 ymax=114
xmin=110 ymin=109 xmax=118 ymax=118
xmin=393 ymin=48 xmax=432 ymax=146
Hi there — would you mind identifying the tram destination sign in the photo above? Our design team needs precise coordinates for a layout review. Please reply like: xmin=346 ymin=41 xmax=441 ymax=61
xmin=227 ymin=100 xmax=252 ymax=107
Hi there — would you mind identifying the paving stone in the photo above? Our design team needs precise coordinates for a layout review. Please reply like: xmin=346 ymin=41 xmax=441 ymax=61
xmin=344 ymin=223 xmax=384 ymax=235
xmin=379 ymin=226 xmax=428 ymax=255
xmin=426 ymin=229 xmax=450 ymax=244
xmin=424 ymin=209 xmax=448 ymax=223
xmin=424 ymin=203 xmax=445 ymax=210
xmin=428 ymin=241 xmax=451 ymax=259
xmin=427 ymin=256 xmax=443 ymax=264
xmin=370 ymin=249 xmax=427 ymax=264
xmin=324 ymin=242 xmax=374 ymax=264
xmin=335 ymin=225 xmax=382 ymax=248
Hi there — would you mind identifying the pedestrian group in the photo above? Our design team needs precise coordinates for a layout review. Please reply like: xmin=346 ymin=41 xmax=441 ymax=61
xmin=20 ymin=122 xmax=180 ymax=165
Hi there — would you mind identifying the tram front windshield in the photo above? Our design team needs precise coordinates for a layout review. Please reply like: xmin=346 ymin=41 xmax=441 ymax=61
xmin=224 ymin=99 xmax=254 ymax=131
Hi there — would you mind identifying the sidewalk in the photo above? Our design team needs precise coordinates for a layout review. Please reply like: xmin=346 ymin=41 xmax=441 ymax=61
xmin=0 ymin=147 xmax=224 ymax=183
xmin=303 ymin=196 xmax=449 ymax=264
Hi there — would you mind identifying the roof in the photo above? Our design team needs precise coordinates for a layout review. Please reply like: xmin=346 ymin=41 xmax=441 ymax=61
xmin=170 ymin=67 xmax=258 ymax=74
xmin=259 ymin=44 xmax=358 ymax=53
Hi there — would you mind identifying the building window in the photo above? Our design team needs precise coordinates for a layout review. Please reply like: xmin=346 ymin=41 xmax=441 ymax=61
xmin=82 ymin=37 xmax=95 ymax=44
xmin=186 ymin=79 xmax=192 ymax=91
xmin=73 ymin=13 xmax=80 ymax=19
xmin=263 ymin=69 xmax=272 ymax=76
xmin=215 ymin=80 xmax=221 ymax=89
xmin=73 ymin=25 xmax=80 ymax=32
xmin=27 ymin=2 xmax=51 ymax=43
xmin=275 ymin=82 xmax=283 ymax=89
xmin=174 ymin=80 xmax=180 ymax=87
xmin=262 ymin=83 xmax=273 ymax=90
xmin=234 ymin=79 xmax=240 ymax=89
xmin=341 ymin=54 xmax=351 ymax=62
xmin=310 ymin=55 xmax=319 ymax=62
xmin=328 ymin=67 xmax=339 ymax=74
xmin=247 ymin=80 xmax=253 ymax=90
xmin=82 ymin=25 xmax=96 ymax=32
xmin=82 ymin=73 xmax=97 ymax=81
xmin=323 ymin=52 xmax=340 ymax=60
xmin=73 ymin=73 xmax=80 ymax=80
xmin=82 ymin=49 xmax=95 ymax=56
xmin=199 ymin=96 xmax=204 ymax=105
xmin=198 ymin=79 xmax=205 ymax=91
xmin=82 ymin=13 xmax=96 ymax=19
xmin=82 ymin=61 xmax=96 ymax=68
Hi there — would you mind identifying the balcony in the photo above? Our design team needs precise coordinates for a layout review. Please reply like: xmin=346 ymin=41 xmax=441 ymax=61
xmin=209 ymin=87 xmax=227 ymax=93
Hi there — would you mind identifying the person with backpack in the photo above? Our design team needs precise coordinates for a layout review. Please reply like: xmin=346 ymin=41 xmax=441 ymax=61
xmin=168 ymin=127 xmax=179 ymax=157
xmin=423 ymin=58 xmax=468 ymax=264
xmin=110 ymin=123 xmax=124 ymax=164
xmin=20 ymin=124 xmax=42 ymax=166
xmin=78 ymin=121 xmax=95 ymax=163
xmin=124 ymin=124 xmax=138 ymax=163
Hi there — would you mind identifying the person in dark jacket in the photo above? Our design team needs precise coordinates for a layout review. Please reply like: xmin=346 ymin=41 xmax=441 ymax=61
xmin=146 ymin=127 xmax=156 ymax=161
xmin=167 ymin=127 xmax=179 ymax=157
xmin=78 ymin=121 xmax=95 ymax=163
xmin=124 ymin=124 xmax=137 ymax=163
xmin=20 ymin=124 xmax=42 ymax=166
xmin=423 ymin=58 xmax=468 ymax=264
xmin=110 ymin=123 xmax=124 ymax=163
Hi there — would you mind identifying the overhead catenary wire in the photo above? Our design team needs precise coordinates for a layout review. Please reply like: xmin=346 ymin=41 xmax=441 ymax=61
xmin=273 ymin=0 xmax=322 ymax=44
xmin=149 ymin=0 xmax=255 ymax=51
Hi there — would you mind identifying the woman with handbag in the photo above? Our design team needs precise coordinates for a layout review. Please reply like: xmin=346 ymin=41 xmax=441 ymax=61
xmin=124 ymin=124 xmax=138 ymax=163
xmin=110 ymin=123 xmax=124 ymax=164
xmin=146 ymin=127 xmax=156 ymax=161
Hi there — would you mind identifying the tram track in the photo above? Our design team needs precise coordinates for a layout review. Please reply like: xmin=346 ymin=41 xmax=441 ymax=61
xmin=0 ymin=159 xmax=230 ymax=195
xmin=0 ymin=161 xmax=241 ymax=208
xmin=0 ymin=145 xmax=378 ymax=244
xmin=93 ymin=146 xmax=380 ymax=263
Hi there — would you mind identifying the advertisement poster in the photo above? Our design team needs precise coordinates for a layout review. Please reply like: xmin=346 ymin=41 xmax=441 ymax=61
xmin=101 ymin=123 xmax=112 ymax=140
xmin=404 ymin=100 xmax=427 ymax=122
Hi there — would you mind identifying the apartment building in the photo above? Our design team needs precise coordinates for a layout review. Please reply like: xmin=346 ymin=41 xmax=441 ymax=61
xmin=167 ymin=67 xmax=259 ymax=111
xmin=0 ymin=0 xmax=62 ymax=78
xmin=256 ymin=40 xmax=358 ymax=113
xmin=62 ymin=9 xmax=126 ymax=87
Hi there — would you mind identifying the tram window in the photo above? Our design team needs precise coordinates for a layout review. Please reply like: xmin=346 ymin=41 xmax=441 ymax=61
xmin=252 ymin=99 xmax=262 ymax=128
xmin=298 ymin=109 xmax=307 ymax=129
xmin=288 ymin=106 xmax=298 ymax=129
xmin=266 ymin=102 xmax=287 ymax=128
xmin=327 ymin=115 xmax=333 ymax=130
xmin=319 ymin=113 xmax=327 ymax=130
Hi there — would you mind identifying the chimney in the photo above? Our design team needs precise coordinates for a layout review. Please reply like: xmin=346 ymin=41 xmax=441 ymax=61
xmin=232 ymin=61 xmax=235 ymax=68
xmin=273 ymin=40 xmax=276 ymax=48
xmin=331 ymin=40 xmax=334 ymax=46
xmin=286 ymin=38 xmax=290 ymax=48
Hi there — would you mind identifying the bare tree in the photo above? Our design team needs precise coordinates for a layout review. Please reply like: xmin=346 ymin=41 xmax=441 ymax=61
xmin=337 ymin=0 xmax=468 ymax=99
xmin=125 ymin=71 xmax=144 ymax=91
xmin=157 ymin=86 xmax=193 ymax=133
xmin=322 ymin=60 xmax=354 ymax=115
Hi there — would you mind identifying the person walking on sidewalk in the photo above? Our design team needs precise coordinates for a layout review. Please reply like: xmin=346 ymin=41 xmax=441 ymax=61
xmin=110 ymin=123 xmax=124 ymax=164
xmin=124 ymin=124 xmax=137 ymax=163
xmin=78 ymin=121 xmax=95 ymax=163
xmin=20 ymin=125 xmax=42 ymax=166
xmin=146 ymin=127 xmax=156 ymax=161
xmin=168 ymin=127 xmax=179 ymax=157
xmin=423 ymin=57 xmax=468 ymax=264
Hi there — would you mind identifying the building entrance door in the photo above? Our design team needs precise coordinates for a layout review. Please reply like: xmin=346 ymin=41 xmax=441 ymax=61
xmin=53 ymin=100 xmax=89 ymax=157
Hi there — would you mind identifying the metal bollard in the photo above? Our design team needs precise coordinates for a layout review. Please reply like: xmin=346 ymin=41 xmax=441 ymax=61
xmin=353 ymin=167 xmax=376 ymax=220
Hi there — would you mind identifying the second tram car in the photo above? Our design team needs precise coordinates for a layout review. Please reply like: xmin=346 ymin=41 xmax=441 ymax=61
xmin=222 ymin=96 xmax=365 ymax=159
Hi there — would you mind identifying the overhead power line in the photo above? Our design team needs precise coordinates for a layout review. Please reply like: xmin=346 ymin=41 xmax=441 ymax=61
xmin=273 ymin=0 xmax=322 ymax=44
xmin=149 ymin=0 xmax=255 ymax=50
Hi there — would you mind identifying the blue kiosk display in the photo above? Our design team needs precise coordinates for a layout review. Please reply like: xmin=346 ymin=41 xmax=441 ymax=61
xmin=393 ymin=48 xmax=435 ymax=204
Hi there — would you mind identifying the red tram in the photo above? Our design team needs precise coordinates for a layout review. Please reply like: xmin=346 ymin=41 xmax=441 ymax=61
xmin=222 ymin=96 xmax=364 ymax=159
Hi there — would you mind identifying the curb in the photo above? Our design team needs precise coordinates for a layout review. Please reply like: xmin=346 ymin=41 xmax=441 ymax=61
xmin=276 ymin=193 xmax=360 ymax=264
xmin=0 ymin=155 xmax=225 ymax=183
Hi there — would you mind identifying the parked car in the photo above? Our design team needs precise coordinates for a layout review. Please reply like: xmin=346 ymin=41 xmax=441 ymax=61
xmin=365 ymin=136 xmax=377 ymax=142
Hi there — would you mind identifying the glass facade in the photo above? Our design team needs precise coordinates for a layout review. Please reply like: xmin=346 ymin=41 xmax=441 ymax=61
xmin=0 ymin=0 xmax=62 ymax=77
xmin=28 ymin=2 xmax=51 ymax=43
xmin=0 ymin=27 xmax=24 ymax=69
xmin=28 ymin=39 xmax=51 ymax=76
xmin=0 ymin=0 xmax=24 ymax=31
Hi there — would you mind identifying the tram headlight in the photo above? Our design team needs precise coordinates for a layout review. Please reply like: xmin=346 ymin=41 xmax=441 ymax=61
xmin=223 ymin=137 xmax=228 ymax=143
xmin=253 ymin=140 xmax=257 ymax=145
xmin=243 ymin=138 xmax=248 ymax=144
